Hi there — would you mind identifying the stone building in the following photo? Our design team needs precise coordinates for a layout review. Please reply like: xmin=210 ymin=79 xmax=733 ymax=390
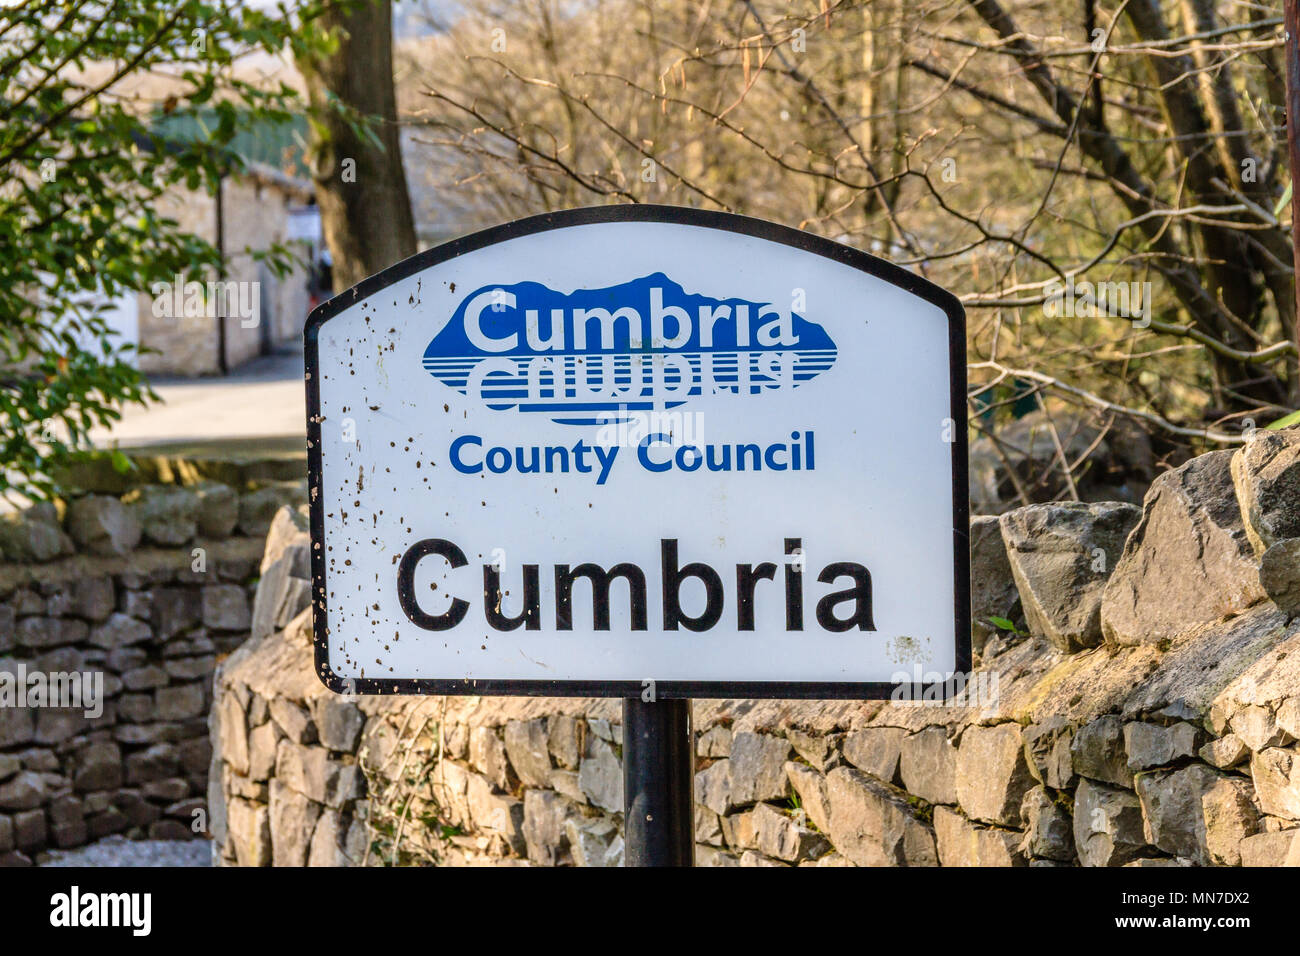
xmin=134 ymin=163 xmax=318 ymax=378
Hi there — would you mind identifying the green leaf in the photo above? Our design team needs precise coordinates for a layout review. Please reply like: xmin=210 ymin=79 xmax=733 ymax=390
xmin=1266 ymin=409 xmax=1300 ymax=430
xmin=1275 ymin=182 xmax=1292 ymax=219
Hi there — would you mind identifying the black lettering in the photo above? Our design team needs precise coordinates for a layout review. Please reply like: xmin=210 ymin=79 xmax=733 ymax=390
xmin=662 ymin=538 xmax=723 ymax=632
xmin=398 ymin=539 xmax=470 ymax=631
xmin=736 ymin=563 xmax=777 ymax=631
xmin=815 ymin=562 xmax=875 ymax=631
xmin=483 ymin=564 xmax=541 ymax=631
xmin=784 ymin=537 xmax=803 ymax=631
xmin=555 ymin=563 xmax=648 ymax=630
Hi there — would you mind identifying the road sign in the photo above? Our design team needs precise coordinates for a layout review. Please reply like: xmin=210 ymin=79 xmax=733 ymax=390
xmin=306 ymin=205 xmax=969 ymax=700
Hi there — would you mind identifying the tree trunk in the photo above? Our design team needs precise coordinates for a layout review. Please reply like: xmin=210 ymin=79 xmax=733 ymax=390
xmin=301 ymin=0 xmax=417 ymax=293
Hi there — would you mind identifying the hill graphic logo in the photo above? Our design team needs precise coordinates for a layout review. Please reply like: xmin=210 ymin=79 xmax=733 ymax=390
xmin=422 ymin=273 xmax=837 ymax=424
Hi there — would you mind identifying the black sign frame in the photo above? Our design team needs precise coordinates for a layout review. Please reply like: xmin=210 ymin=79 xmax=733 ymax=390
xmin=305 ymin=204 xmax=970 ymax=700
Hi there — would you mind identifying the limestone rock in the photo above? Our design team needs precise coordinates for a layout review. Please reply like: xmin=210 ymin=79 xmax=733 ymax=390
xmin=999 ymin=502 xmax=1139 ymax=651
xmin=1123 ymin=721 xmax=1204 ymax=771
xmin=696 ymin=845 xmax=740 ymax=867
xmin=1023 ymin=718 xmax=1075 ymax=790
xmin=202 ymin=585 xmax=251 ymax=632
xmin=126 ymin=485 xmax=199 ymax=546
xmin=748 ymin=801 xmax=830 ymax=863
xmin=577 ymin=735 xmax=622 ymax=813
xmin=0 ymin=771 xmax=46 ymax=811
xmin=122 ymin=665 xmax=169 ymax=690
xmin=504 ymin=719 xmax=552 ymax=788
xmin=522 ymin=789 xmax=575 ymax=865
xmin=721 ymin=807 xmax=757 ymax=850
xmin=227 ymin=797 xmax=271 ymax=866
xmin=1200 ymin=733 xmax=1249 ymax=769
xmin=899 ymin=726 xmax=959 ymax=805
xmin=268 ymin=779 xmax=320 ymax=866
xmin=240 ymin=482 xmax=308 ymax=538
xmin=71 ymin=577 xmax=116 ymax=622
xmin=696 ymin=725 xmax=732 ymax=758
xmin=546 ymin=715 xmax=584 ymax=769
xmin=269 ymin=698 xmax=315 ymax=745
xmin=565 ymin=816 xmax=621 ymax=867
xmin=152 ymin=587 xmax=202 ymax=640
xmin=66 ymin=495 xmax=142 ymax=556
xmin=727 ymin=732 xmax=791 ymax=805
xmin=738 ymin=850 xmax=786 ymax=867
xmin=1071 ymin=716 xmax=1131 ymax=788
xmin=1201 ymin=774 xmax=1261 ymax=867
xmin=934 ymin=806 xmax=1026 ymax=866
xmin=156 ymin=683 xmax=206 ymax=721
xmin=308 ymin=696 xmax=363 ymax=752
xmin=1251 ymin=747 xmax=1300 ymax=819
xmin=1074 ymin=778 xmax=1148 ymax=866
xmin=275 ymin=740 xmax=363 ymax=809
xmin=247 ymin=721 xmax=283 ymax=781
xmin=1239 ymin=828 xmax=1300 ymax=866
xmin=14 ymin=617 xmax=88 ymax=649
xmin=307 ymin=809 xmax=356 ymax=867
xmin=1230 ymin=703 xmax=1292 ymax=752
xmin=261 ymin=506 xmax=310 ymax=573
xmin=72 ymin=741 xmax=123 ymax=792
xmin=465 ymin=773 xmax=524 ymax=854
xmin=250 ymin=548 xmax=310 ymax=642
xmin=695 ymin=806 xmax=723 ymax=846
xmin=194 ymin=482 xmax=239 ymax=539
xmin=843 ymin=727 xmax=903 ymax=784
xmin=126 ymin=743 xmax=180 ymax=784
xmin=430 ymin=761 xmax=471 ymax=831
xmin=956 ymin=723 xmax=1035 ymax=825
xmin=469 ymin=727 xmax=513 ymax=791
xmin=1278 ymin=698 xmax=1300 ymax=739
xmin=1102 ymin=450 xmax=1267 ymax=645
xmin=1019 ymin=787 xmax=1074 ymax=862
xmin=1136 ymin=764 xmax=1258 ymax=865
xmin=969 ymin=514 xmax=1023 ymax=654
xmin=825 ymin=766 xmax=936 ymax=866
xmin=1231 ymin=426 xmax=1300 ymax=555
xmin=694 ymin=759 xmax=732 ymax=817
xmin=0 ymin=503 xmax=73 ymax=562
xmin=787 ymin=728 xmax=842 ymax=771
xmin=549 ymin=769 xmax=583 ymax=804
xmin=1260 ymin=538 xmax=1300 ymax=615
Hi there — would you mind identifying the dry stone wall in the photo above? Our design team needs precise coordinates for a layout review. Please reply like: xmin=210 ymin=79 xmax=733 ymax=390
xmin=212 ymin=427 xmax=1300 ymax=866
xmin=0 ymin=474 xmax=307 ymax=865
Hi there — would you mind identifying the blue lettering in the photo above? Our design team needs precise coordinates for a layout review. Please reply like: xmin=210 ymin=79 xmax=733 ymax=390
xmin=450 ymin=435 xmax=483 ymax=474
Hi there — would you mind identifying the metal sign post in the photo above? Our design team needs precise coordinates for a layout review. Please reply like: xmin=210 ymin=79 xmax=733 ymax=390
xmin=623 ymin=696 xmax=693 ymax=867
xmin=305 ymin=205 xmax=968 ymax=867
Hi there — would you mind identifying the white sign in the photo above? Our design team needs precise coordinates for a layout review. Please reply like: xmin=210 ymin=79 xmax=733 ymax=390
xmin=306 ymin=206 xmax=968 ymax=698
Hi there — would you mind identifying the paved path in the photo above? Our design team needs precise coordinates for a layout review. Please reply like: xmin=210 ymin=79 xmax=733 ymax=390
xmin=90 ymin=347 xmax=307 ymax=449
xmin=40 ymin=835 xmax=211 ymax=867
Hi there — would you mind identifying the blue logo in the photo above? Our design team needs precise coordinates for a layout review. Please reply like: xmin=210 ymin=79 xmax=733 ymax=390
xmin=422 ymin=273 xmax=837 ymax=424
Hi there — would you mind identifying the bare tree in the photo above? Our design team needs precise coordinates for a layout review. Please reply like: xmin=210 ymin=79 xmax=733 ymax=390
xmin=400 ymin=0 xmax=1298 ymax=451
